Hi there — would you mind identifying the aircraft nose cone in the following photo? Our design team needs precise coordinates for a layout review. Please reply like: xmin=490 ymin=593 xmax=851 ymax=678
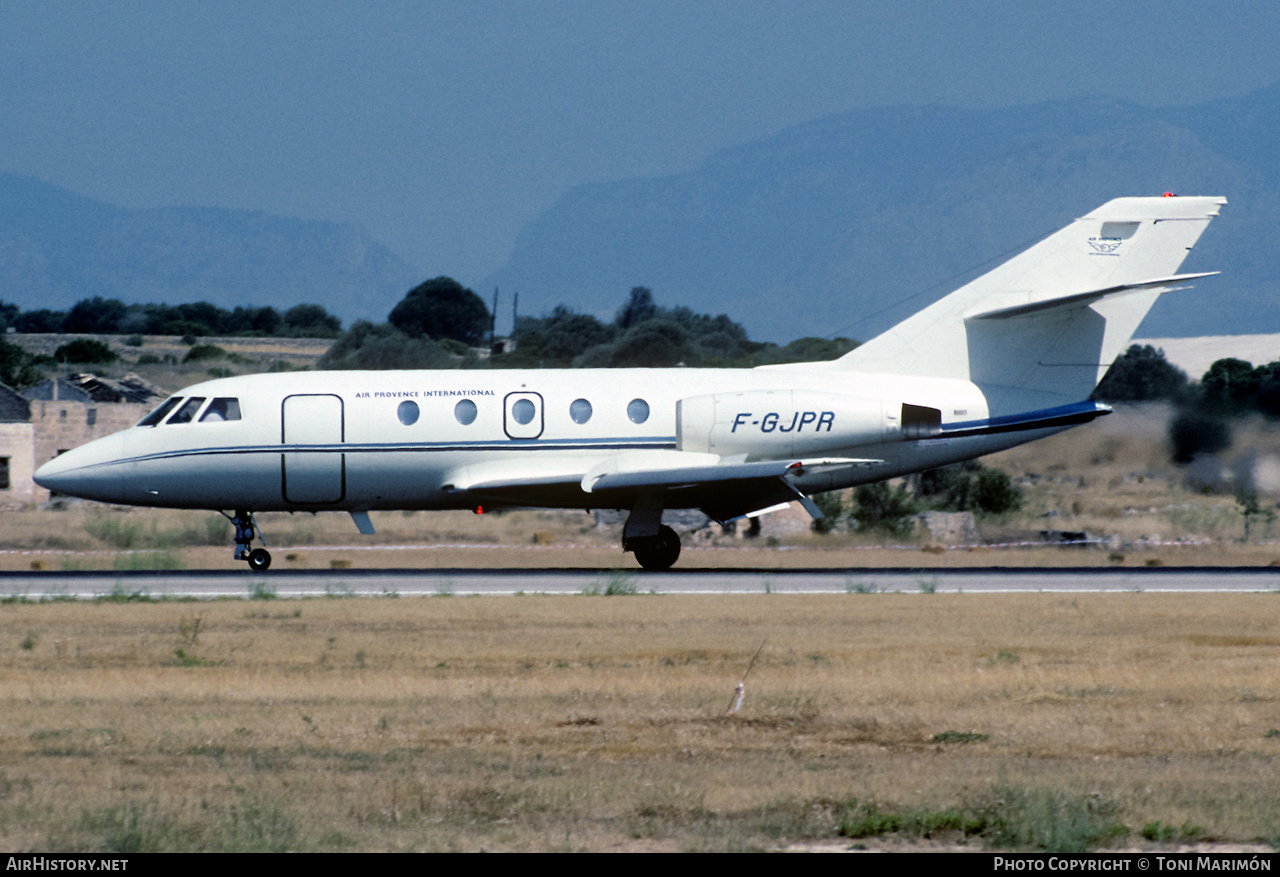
xmin=34 ymin=432 xmax=131 ymax=502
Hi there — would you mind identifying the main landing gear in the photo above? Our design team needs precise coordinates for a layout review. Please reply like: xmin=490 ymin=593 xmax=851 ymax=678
xmin=627 ymin=525 xmax=682 ymax=571
xmin=621 ymin=494 xmax=682 ymax=570
xmin=224 ymin=510 xmax=271 ymax=571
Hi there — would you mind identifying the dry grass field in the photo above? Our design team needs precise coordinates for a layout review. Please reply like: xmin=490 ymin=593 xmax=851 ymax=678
xmin=1 ymin=593 xmax=1278 ymax=852
xmin=3 ymin=392 xmax=1280 ymax=851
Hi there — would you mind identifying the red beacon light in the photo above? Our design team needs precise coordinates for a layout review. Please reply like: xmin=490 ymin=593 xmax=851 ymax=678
xmin=1163 ymin=192 xmax=1177 ymax=197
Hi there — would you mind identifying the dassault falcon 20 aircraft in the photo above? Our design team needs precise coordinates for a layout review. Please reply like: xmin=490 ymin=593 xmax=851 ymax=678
xmin=35 ymin=195 xmax=1225 ymax=570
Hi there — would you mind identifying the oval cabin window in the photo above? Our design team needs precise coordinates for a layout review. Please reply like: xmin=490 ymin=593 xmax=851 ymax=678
xmin=511 ymin=398 xmax=536 ymax=425
xmin=397 ymin=400 xmax=420 ymax=426
xmin=454 ymin=399 xmax=478 ymax=425
xmin=569 ymin=398 xmax=592 ymax=424
xmin=627 ymin=398 xmax=650 ymax=424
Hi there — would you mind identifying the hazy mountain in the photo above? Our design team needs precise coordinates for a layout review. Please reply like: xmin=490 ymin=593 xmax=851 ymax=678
xmin=485 ymin=85 xmax=1280 ymax=342
xmin=0 ymin=173 xmax=418 ymax=326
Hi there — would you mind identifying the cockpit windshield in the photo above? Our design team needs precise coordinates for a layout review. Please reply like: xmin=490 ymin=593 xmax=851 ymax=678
xmin=137 ymin=395 xmax=243 ymax=427
xmin=200 ymin=398 xmax=241 ymax=422
xmin=137 ymin=397 xmax=183 ymax=427
xmin=167 ymin=397 xmax=207 ymax=424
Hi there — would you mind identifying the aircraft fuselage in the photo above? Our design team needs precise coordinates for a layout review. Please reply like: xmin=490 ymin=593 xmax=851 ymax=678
xmin=33 ymin=365 xmax=1073 ymax=514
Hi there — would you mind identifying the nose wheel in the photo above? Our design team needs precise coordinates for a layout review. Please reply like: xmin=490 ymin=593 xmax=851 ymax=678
xmin=247 ymin=547 xmax=272 ymax=571
xmin=224 ymin=510 xmax=271 ymax=571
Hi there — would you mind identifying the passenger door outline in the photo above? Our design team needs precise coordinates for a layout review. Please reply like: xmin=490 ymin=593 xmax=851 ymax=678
xmin=281 ymin=394 xmax=345 ymax=503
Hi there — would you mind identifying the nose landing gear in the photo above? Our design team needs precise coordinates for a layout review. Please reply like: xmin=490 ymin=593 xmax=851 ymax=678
xmin=224 ymin=510 xmax=271 ymax=571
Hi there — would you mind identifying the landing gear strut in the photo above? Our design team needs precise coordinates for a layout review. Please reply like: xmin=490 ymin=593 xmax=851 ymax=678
xmin=225 ymin=510 xmax=271 ymax=571
xmin=622 ymin=493 xmax=682 ymax=570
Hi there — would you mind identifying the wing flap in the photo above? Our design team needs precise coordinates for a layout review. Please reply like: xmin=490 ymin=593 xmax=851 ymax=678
xmin=441 ymin=458 xmax=586 ymax=494
xmin=444 ymin=450 xmax=879 ymax=523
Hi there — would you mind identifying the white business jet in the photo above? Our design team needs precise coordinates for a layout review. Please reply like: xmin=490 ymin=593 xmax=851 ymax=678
xmin=34 ymin=196 xmax=1225 ymax=570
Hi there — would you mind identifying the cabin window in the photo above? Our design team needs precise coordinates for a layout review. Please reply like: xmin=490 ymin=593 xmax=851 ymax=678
xmin=167 ymin=397 xmax=206 ymax=425
xmin=627 ymin=398 xmax=650 ymax=424
xmin=511 ymin=398 xmax=536 ymax=425
xmin=454 ymin=399 xmax=477 ymax=425
xmin=87 ymin=408 xmax=97 ymax=427
xmin=397 ymin=400 xmax=419 ymax=426
xmin=138 ymin=396 xmax=183 ymax=426
xmin=569 ymin=398 xmax=592 ymax=424
xmin=200 ymin=398 xmax=241 ymax=422
xmin=0 ymin=457 xmax=9 ymax=490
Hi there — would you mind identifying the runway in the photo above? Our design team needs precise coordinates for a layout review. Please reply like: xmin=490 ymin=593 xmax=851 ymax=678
xmin=2 ymin=567 xmax=1279 ymax=599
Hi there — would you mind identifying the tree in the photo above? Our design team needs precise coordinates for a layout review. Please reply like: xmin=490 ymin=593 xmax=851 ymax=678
xmin=229 ymin=306 xmax=284 ymax=336
xmin=62 ymin=297 xmax=128 ymax=334
xmin=283 ymin=303 xmax=341 ymax=338
xmin=502 ymin=306 xmax=616 ymax=367
xmin=14 ymin=309 xmax=67 ymax=333
xmin=1255 ymin=362 xmax=1280 ymax=416
xmin=0 ymin=301 xmax=19 ymax=333
xmin=1200 ymin=358 xmax=1259 ymax=412
xmin=1093 ymin=345 xmax=1188 ymax=402
xmin=317 ymin=321 xmax=453 ymax=370
xmin=0 ymin=339 xmax=42 ymax=389
xmin=388 ymin=277 xmax=490 ymax=347
xmin=609 ymin=319 xmax=690 ymax=367
xmin=616 ymin=286 xmax=658 ymax=329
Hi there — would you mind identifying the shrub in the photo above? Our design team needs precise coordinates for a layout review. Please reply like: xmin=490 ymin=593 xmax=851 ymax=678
xmin=809 ymin=491 xmax=844 ymax=533
xmin=318 ymin=321 xmax=453 ymax=370
xmin=54 ymin=338 xmax=117 ymax=364
xmin=182 ymin=344 xmax=227 ymax=363
xmin=851 ymin=481 xmax=918 ymax=537
xmin=971 ymin=468 xmax=1022 ymax=515
xmin=918 ymin=462 xmax=1022 ymax=515
xmin=1168 ymin=406 xmax=1232 ymax=463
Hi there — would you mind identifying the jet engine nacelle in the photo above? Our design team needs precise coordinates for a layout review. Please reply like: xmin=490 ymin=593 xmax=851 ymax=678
xmin=677 ymin=390 xmax=904 ymax=458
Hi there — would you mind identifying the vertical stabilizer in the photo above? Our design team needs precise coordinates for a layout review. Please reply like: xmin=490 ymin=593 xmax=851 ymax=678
xmin=829 ymin=196 xmax=1225 ymax=411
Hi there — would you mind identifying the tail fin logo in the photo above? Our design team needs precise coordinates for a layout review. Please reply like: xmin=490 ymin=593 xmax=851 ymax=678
xmin=1087 ymin=237 xmax=1123 ymax=255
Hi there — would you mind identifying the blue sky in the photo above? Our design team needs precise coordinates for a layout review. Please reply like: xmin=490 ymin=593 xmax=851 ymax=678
xmin=3 ymin=1 xmax=1279 ymax=288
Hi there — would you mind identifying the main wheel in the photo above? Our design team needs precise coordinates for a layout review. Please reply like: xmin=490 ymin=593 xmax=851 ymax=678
xmin=632 ymin=525 xmax=681 ymax=570
xmin=247 ymin=548 xmax=272 ymax=571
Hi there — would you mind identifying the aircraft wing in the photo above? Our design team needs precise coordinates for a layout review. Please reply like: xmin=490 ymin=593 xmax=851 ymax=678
xmin=443 ymin=450 xmax=878 ymax=523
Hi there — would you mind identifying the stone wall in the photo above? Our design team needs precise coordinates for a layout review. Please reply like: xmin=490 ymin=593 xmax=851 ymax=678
xmin=0 ymin=422 xmax=35 ymax=505
xmin=28 ymin=400 xmax=152 ymax=501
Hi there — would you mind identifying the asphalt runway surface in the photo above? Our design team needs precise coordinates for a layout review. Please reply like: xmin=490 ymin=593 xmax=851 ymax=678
xmin=2 ymin=567 xmax=1279 ymax=599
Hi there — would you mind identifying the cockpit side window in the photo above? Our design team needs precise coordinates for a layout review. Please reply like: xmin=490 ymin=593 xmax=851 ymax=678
xmin=138 ymin=397 xmax=183 ymax=427
xmin=167 ymin=397 xmax=206 ymax=425
xmin=199 ymin=398 xmax=241 ymax=422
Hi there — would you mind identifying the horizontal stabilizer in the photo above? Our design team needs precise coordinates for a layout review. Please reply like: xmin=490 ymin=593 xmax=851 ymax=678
xmin=966 ymin=272 xmax=1217 ymax=320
